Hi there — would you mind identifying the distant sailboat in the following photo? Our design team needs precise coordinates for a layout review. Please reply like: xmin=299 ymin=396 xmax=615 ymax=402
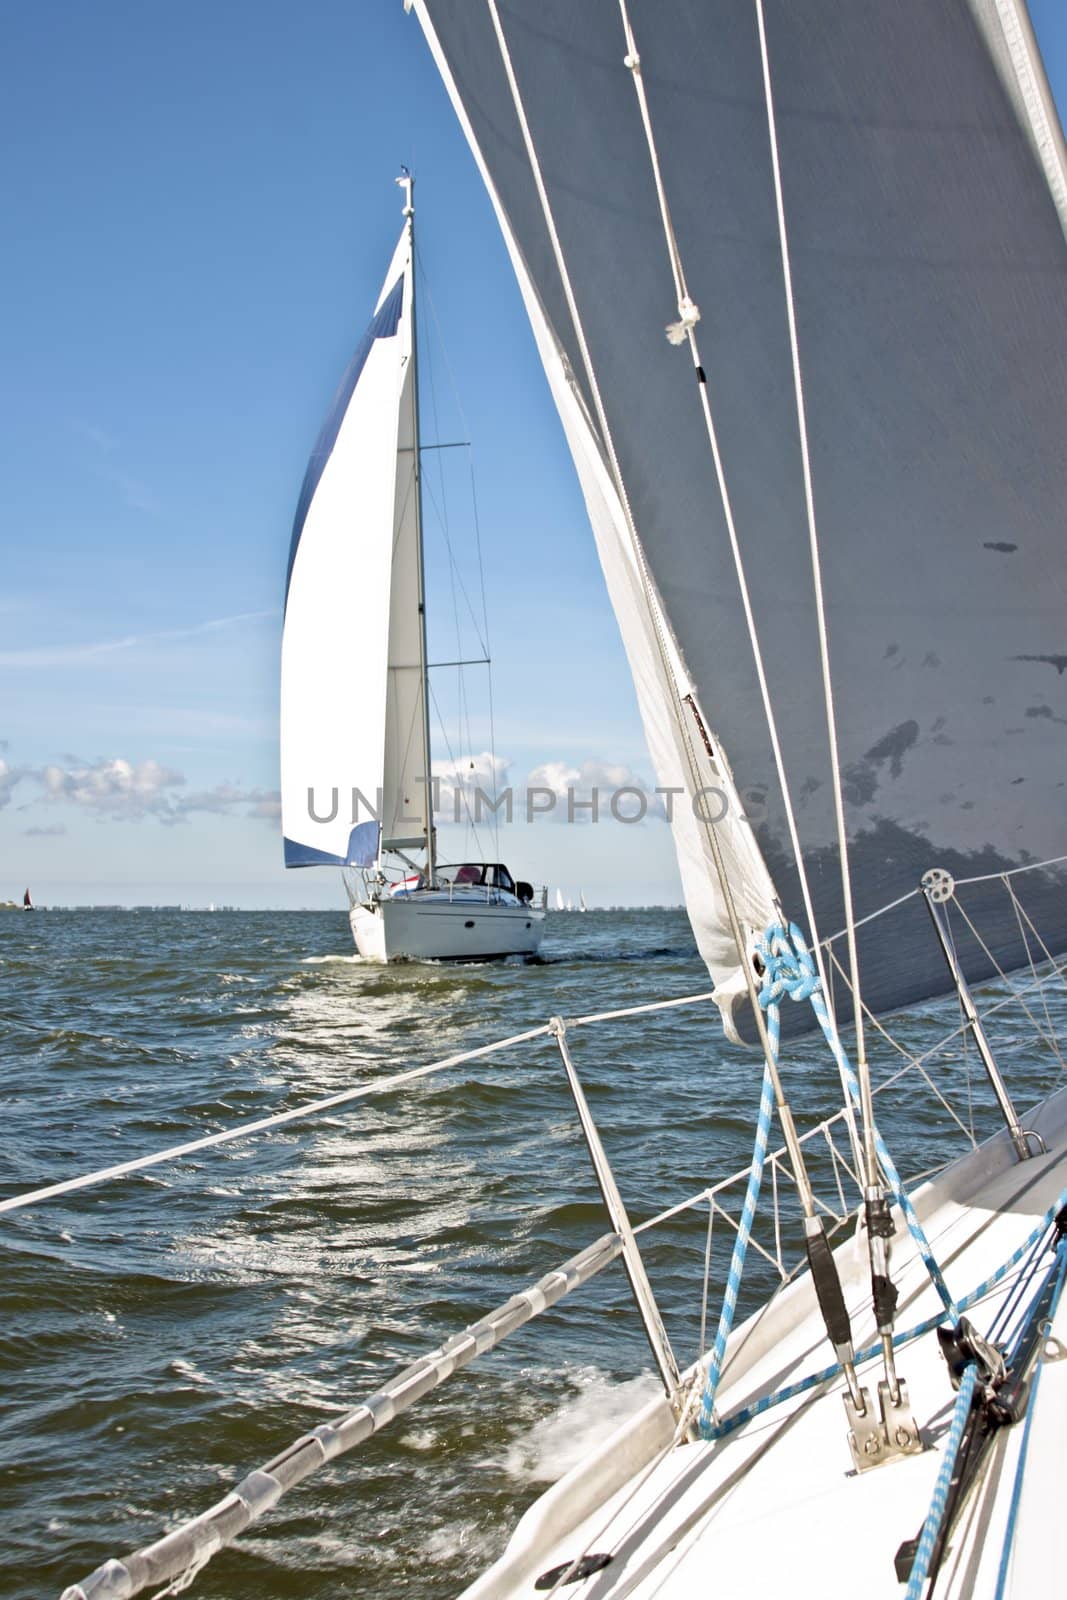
xmin=279 ymin=175 xmax=546 ymax=963
xmin=22 ymin=888 xmax=32 ymax=911
xmin=554 ymin=888 xmax=565 ymax=913
xmin=579 ymin=891 xmax=587 ymax=913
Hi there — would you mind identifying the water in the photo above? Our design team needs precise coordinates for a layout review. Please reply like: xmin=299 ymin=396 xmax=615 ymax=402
xmin=0 ymin=907 xmax=1058 ymax=1598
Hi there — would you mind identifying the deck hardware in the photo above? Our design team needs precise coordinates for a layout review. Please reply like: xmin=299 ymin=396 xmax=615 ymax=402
xmin=844 ymin=1386 xmax=884 ymax=1471
xmin=936 ymin=1318 xmax=1006 ymax=1393
xmin=535 ymin=1554 xmax=614 ymax=1589
xmin=878 ymin=1376 xmax=923 ymax=1458
xmin=846 ymin=1380 xmax=923 ymax=1474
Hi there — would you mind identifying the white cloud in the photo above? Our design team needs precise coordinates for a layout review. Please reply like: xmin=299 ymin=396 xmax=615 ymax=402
xmin=41 ymin=756 xmax=185 ymax=819
xmin=523 ymin=759 xmax=666 ymax=823
xmin=5 ymin=750 xmax=279 ymax=828
xmin=0 ymin=759 xmax=25 ymax=810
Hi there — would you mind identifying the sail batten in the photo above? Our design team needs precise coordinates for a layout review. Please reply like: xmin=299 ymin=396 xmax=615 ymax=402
xmin=415 ymin=0 xmax=1067 ymax=1032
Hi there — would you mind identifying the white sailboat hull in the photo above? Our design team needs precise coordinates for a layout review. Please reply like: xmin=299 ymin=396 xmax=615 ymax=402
xmin=459 ymin=1088 xmax=1067 ymax=1600
xmin=350 ymin=894 xmax=546 ymax=963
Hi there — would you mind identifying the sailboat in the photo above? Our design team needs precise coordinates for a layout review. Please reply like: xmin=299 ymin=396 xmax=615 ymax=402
xmin=554 ymin=887 xmax=565 ymax=913
xmin=579 ymin=891 xmax=587 ymax=913
xmin=45 ymin=5 xmax=1067 ymax=1600
xmin=279 ymin=174 xmax=546 ymax=963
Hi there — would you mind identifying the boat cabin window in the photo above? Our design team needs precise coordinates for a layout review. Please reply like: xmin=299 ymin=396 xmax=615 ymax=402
xmin=439 ymin=863 xmax=516 ymax=893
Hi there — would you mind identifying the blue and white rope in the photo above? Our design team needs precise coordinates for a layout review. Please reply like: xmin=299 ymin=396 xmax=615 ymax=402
xmin=760 ymin=922 xmax=957 ymax=1320
xmin=706 ymin=1191 xmax=1066 ymax=1441
xmin=993 ymin=1237 xmax=1067 ymax=1600
xmin=905 ymin=1363 xmax=979 ymax=1600
xmin=697 ymin=1058 xmax=776 ymax=1433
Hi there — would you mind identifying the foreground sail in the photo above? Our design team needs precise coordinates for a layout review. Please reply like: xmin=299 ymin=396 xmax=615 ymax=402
xmin=280 ymin=179 xmax=546 ymax=962
xmin=413 ymin=0 xmax=1067 ymax=1033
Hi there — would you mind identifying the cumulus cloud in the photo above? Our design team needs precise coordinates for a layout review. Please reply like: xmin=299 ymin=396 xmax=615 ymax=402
xmin=0 ymin=758 xmax=31 ymax=810
xmin=523 ymin=759 xmax=666 ymax=823
xmin=41 ymin=756 xmax=185 ymax=819
xmin=3 ymin=749 xmax=279 ymax=828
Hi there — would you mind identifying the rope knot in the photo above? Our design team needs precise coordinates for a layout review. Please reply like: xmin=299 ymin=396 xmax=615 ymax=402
xmin=756 ymin=921 xmax=820 ymax=1010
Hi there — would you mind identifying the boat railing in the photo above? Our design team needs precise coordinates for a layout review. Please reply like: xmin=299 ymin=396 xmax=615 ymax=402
xmin=46 ymin=936 xmax=1067 ymax=1600
xmin=341 ymin=867 xmax=548 ymax=910
xmin=19 ymin=860 xmax=1067 ymax=1597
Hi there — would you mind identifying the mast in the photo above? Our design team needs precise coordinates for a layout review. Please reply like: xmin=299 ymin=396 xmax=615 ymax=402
xmin=397 ymin=168 xmax=436 ymax=885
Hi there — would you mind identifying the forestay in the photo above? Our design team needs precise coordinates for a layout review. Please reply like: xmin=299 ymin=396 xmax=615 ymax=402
xmin=281 ymin=226 xmax=430 ymax=869
xmin=413 ymin=0 xmax=1067 ymax=1031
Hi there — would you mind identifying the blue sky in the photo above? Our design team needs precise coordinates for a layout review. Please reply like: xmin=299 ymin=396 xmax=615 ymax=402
xmin=2 ymin=1 xmax=1065 ymax=908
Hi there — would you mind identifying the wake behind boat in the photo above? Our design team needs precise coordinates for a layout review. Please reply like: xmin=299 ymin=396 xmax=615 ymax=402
xmin=279 ymin=174 xmax=546 ymax=963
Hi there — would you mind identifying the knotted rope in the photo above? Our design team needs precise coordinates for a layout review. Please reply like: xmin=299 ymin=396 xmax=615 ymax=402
xmin=697 ymin=920 xmax=957 ymax=1439
xmin=697 ymin=925 xmax=809 ymax=1434
xmin=764 ymin=923 xmax=956 ymax=1321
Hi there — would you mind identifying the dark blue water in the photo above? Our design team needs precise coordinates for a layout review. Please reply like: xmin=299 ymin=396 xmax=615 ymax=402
xmin=0 ymin=908 xmax=1057 ymax=1598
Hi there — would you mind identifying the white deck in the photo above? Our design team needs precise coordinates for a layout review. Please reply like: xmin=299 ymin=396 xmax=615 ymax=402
xmin=461 ymin=1088 xmax=1067 ymax=1600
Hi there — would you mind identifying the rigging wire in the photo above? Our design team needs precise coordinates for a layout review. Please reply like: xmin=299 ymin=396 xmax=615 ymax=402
xmin=613 ymin=0 xmax=861 ymax=1167
xmin=482 ymin=0 xmax=784 ymax=1099
xmin=751 ymin=0 xmax=870 ymax=1113
xmin=429 ymin=676 xmax=486 ymax=858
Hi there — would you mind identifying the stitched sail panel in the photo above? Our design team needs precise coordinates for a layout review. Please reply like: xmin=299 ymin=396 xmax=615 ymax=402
xmin=415 ymin=0 xmax=1067 ymax=1028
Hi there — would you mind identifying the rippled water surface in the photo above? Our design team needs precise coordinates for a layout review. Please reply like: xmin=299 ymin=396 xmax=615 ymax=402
xmin=1 ymin=907 xmax=1060 ymax=1599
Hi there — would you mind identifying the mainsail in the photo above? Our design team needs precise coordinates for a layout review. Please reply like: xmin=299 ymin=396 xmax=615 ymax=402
xmin=413 ymin=0 xmax=1067 ymax=1029
xmin=281 ymin=225 xmax=431 ymax=870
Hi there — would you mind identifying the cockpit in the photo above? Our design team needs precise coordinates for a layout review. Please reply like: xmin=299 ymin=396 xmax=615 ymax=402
xmin=438 ymin=863 xmax=517 ymax=894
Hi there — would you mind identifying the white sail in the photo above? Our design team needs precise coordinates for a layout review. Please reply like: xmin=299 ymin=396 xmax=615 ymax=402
xmin=411 ymin=5 xmax=776 ymax=1022
xmin=382 ymin=302 xmax=431 ymax=853
xmin=281 ymin=230 xmax=426 ymax=868
xmin=413 ymin=0 xmax=1067 ymax=1033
